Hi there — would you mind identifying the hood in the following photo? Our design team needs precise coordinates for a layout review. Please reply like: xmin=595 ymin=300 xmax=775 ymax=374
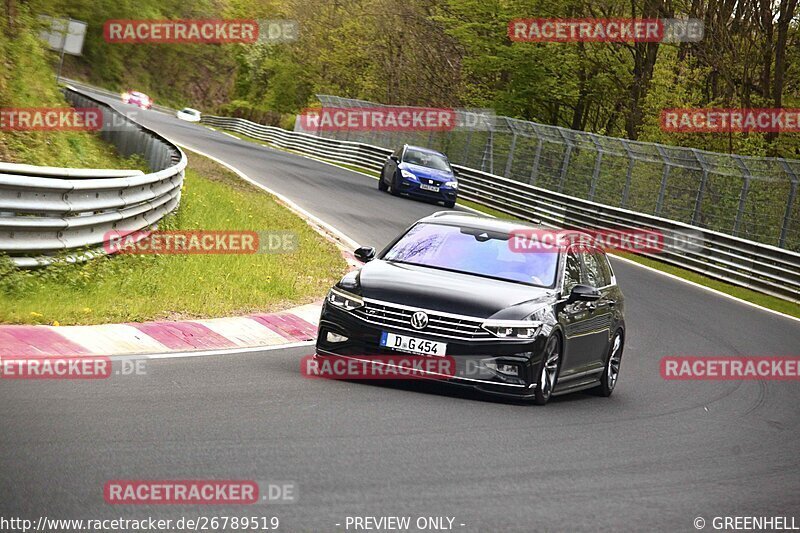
xmin=399 ymin=162 xmax=454 ymax=182
xmin=352 ymin=260 xmax=555 ymax=320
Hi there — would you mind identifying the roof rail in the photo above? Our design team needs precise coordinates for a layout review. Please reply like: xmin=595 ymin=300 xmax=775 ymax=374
xmin=429 ymin=210 xmax=483 ymax=218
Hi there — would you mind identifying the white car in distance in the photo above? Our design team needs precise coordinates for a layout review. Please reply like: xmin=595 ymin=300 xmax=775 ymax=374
xmin=176 ymin=108 xmax=201 ymax=122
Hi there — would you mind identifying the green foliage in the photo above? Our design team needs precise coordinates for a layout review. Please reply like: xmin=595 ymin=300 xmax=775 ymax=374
xmin=0 ymin=4 xmax=145 ymax=167
xmin=21 ymin=0 xmax=800 ymax=157
xmin=217 ymin=99 xmax=289 ymax=127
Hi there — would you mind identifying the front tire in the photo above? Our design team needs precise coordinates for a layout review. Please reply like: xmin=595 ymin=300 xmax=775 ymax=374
xmin=533 ymin=334 xmax=562 ymax=405
xmin=444 ymin=200 xmax=456 ymax=208
xmin=389 ymin=171 xmax=401 ymax=196
xmin=591 ymin=330 xmax=623 ymax=397
xmin=378 ymin=172 xmax=388 ymax=191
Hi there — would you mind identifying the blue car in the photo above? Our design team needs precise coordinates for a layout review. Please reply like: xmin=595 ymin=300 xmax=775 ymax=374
xmin=378 ymin=145 xmax=458 ymax=208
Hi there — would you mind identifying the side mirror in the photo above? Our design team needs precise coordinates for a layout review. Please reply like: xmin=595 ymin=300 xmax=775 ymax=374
xmin=389 ymin=155 xmax=399 ymax=163
xmin=354 ymin=246 xmax=376 ymax=263
xmin=452 ymin=168 xmax=460 ymax=177
xmin=567 ymin=284 xmax=601 ymax=303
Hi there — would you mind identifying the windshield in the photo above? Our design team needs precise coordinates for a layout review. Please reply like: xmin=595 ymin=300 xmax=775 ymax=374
xmin=383 ymin=223 xmax=559 ymax=287
xmin=403 ymin=148 xmax=451 ymax=172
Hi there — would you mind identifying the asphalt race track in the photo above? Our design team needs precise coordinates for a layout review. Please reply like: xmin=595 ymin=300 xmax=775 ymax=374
xmin=2 ymin=92 xmax=799 ymax=532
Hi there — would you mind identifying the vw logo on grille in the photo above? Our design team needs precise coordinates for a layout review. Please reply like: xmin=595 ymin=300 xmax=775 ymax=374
xmin=410 ymin=311 xmax=429 ymax=330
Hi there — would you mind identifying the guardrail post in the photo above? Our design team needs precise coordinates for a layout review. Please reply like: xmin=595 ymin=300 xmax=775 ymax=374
xmin=691 ymin=149 xmax=709 ymax=226
xmin=461 ymin=130 xmax=474 ymax=166
xmin=480 ymin=130 xmax=494 ymax=174
xmin=620 ymin=140 xmax=635 ymax=208
xmin=504 ymin=130 xmax=518 ymax=179
xmin=459 ymin=130 xmax=474 ymax=167
xmin=143 ymin=135 xmax=154 ymax=169
xmin=733 ymin=156 xmax=752 ymax=237
xmin=588 ymin=135 xmax=604 ymax=201
xmin=529 ymin=136 xmax=544 ymax=186
xmin=439 ymin=129 xmax=450 ymax=157
xmin=556 ymin=129 xmax=573 ymax=193
xmin=779 ymin=159 xmax=798 ymax=248
xmin=655 ymin=145 xmax=672 ymax=216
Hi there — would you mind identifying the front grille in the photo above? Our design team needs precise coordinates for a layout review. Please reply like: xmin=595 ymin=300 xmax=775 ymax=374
xmin=350 ymin=299 xmax=495 ymax=341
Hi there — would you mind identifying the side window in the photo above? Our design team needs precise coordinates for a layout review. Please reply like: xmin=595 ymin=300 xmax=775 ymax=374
xmin=583 ymin=250 xmax=609 ymax=288
xmin=595 ymin=250 xmax=613 ymax=286
xmin=563 ymin=249 xmax=582 ymax=293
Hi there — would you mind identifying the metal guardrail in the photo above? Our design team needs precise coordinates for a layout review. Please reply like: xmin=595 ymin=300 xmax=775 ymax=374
xmin=0 ymin=88 xmax=186 ymax=267
xmin=60 ymin=77 xmax=179 ymax=114
xmin=310 ymin=95 xmax=800 ymax=254
xmin=202 ymin=115 xmax=389 ymax=172
xmin=203 ymin=114 xmax=800 ymax=303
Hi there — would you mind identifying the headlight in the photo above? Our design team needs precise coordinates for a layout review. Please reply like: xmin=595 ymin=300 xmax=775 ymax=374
xmin=481 ymin=319 xmax=542 ymax=339
xmin=400 ymin=170 xmax=418 ymax=180
xmin=444 ymin=181 xmax=458 ymax=189
xmin=327 ymin=288 xmax=364 ymax=311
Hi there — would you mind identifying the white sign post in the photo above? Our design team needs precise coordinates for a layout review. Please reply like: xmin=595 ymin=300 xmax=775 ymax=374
xmin=39 ymin=16 xmax=87 ymax=83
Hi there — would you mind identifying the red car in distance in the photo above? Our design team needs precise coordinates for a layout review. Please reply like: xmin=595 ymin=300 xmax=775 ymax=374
xmin=121 ymin=90 xmax=152 ymax=110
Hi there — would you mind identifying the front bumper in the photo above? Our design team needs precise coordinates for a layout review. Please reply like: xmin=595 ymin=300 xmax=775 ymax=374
xmin=315 ymin=302 xmax=545 ymax=398
xmin=398 ymin=178 xmax=457 ymax=203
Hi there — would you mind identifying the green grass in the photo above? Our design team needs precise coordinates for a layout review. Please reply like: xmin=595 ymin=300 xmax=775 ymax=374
xmin=0 ymin=14 xmax=145 ymax=170
xmin=611 ymin=251 xmax=800 ymax=318
xmin=0 ymin=153 xmax=348 ymax=325
xmin=215 ymin=126 xmax=800 ymax=318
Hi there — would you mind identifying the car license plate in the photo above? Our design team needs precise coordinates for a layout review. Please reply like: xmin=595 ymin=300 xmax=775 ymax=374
xmin=380 ymin=332 xmax=446 ymax=356
xmin=420 ymin=184 xmax=440 ymax=192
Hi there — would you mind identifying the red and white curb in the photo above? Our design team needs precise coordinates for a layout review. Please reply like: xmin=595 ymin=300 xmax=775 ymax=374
xmin=0 ymin=145 xmax=367 ymax=360
xmin=0 ymin=303 xmax=322 ymax=358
